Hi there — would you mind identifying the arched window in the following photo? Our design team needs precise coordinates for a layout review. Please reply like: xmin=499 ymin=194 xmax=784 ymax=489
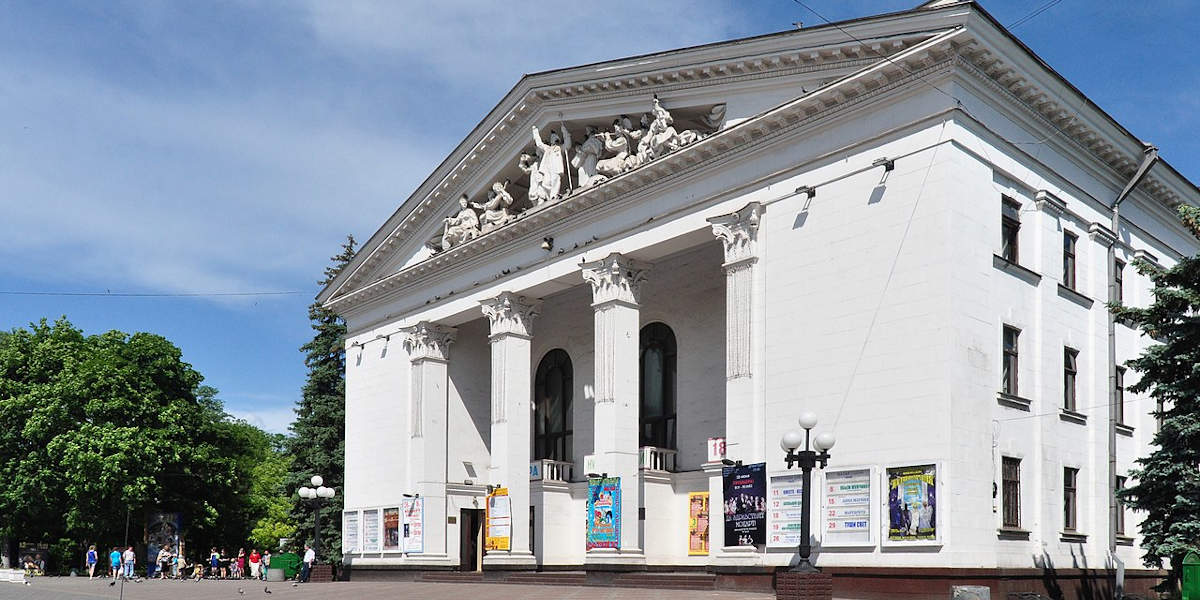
xmin=534 ymin=349 xmax=573 ymax=461
xmin=639 ymin=322 xmax=677 ymax=450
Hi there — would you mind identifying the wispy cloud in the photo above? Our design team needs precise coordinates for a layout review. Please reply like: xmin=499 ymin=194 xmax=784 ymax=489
xmin=227 ymin=406 xmax=297 ymax=436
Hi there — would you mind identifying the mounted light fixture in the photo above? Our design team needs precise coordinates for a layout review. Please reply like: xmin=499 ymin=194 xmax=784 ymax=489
xmin=585 ymin=472 xmax=608 ymax=480
xmin=873 ymin=157 xmax=895 ymax=172
xmin=541 ymin=237 xmax=554 ymax=251
xmin=795 ymin=185 xmax=816 ymax=200
xmin=720 ymin=458 xmax=742 ymax=467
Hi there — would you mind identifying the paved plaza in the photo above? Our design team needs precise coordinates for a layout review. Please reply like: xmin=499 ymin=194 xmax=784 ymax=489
xmin=1 ymin=578 xmax=780 ymax=600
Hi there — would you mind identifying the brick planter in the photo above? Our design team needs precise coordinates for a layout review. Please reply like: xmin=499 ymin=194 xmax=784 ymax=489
xmin=308 ymin=564 xmax=334 ymax=583
xmin=776 ymin=570 xmax=833 ymax=600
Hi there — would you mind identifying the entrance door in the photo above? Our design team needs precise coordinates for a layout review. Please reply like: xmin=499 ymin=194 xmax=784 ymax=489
xmin=459 ymin=509 xmax=484 ymax=572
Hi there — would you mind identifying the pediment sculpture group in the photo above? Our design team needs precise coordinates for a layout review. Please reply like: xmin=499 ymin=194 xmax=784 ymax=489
xmin=440 ymin=96 xmax=723 ymax=251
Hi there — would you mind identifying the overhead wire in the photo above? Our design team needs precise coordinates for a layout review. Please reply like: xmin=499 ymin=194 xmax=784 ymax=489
xmin=0 ymin=290 xmax=303 ymax=298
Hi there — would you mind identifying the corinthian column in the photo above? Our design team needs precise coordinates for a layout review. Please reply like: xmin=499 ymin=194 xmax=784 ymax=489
xmin=581 ymin=252 xmax=650 ymax=562
xmin=401 ymin=321 xmax=456 ymax=560
xmin=709 ymin=202 xmax=765 ymax=467
xmin=479 ymin=291 xmax=540 ymax=567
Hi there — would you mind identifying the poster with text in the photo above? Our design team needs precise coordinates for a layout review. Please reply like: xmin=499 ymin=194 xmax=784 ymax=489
xmin=767 ymin=472 xmax=805 ymax=547
xmin=383 ymin=507 xmax=400 ymax=550
xmin=362 ymin=509 xmax=381 ymax=552
xmin=723 ymin=462 xmax=766 ymax=546
xmin=342 ymin=511 xmax=360 ymax=553
xmin=688 ymin=492 xmax=710 ymax=555
xmin=401 ymin=497 xmax=424 ymax=553
xmin=887 ymin=464 xmax=937 ymax=542
xmin=485 ymin=488 xmax=511 ymax=552
xmin=586 ymin=477 xmax=621 ymax=550
xmin=823 ymin=468 xmax=873 ymax=545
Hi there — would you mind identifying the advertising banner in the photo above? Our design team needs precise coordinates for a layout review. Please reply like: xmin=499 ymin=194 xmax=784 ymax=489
xmin=823 ymin=468 xmax=873 ymax=545
xmin=342 ymin=511 xmax=360 ymax=553
xmin=687 ymin=492 xmax=710 ymax=555
xmin=887 ymin=464 xmax=937 ymax=542
xmin=723 ymin=462 xmax=766 ymax=546
xmin=767 ymin=472 xmax=805 ymax=547
xmin=146 ymin=512 xmax=182 ymax=577
xmin=362 ymin=509 xmax=381 ymax=552
xmin=383 ymin=507 xmax=400 ymax=550
xmin=485 ymin=488 xmax=511 ymax=552
xmin=586 ymin=477 xmax=621 ymax=550
xmin=401 ymin=498 xmax=424 ymax=553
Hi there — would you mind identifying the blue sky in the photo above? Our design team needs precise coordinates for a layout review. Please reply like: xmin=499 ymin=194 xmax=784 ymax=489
xmin=2 ymin=1 xmax=1197 ymax=434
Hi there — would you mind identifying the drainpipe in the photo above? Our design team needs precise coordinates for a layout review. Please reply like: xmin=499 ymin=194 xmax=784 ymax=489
xmin=1107 ymin=144 xmax=1158 ymax=566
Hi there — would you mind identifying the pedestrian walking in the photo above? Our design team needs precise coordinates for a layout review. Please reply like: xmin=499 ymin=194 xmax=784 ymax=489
xmin=85 ymin=545 xmax=98 ymax=579
xmin=121 ymin=546 xmax=135 ymax=580
xmin=260 ymin=550 xmax=271 ymax=581
xmin=109 ymin=547 xmax=121 ymax=580
xmin=248 ymin=549 xmax=261 ymax=580
xmin=300 ymin=544 xmax=314 ymax=583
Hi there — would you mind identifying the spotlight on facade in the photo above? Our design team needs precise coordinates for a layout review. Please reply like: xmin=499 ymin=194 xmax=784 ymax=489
xmin=873 ymin=157 xmax=895 ymax=172
xmin=720 ymin=458 xmax=742 ymax=467
xmin=795 ymin=185 xmax=816 ymax=199
xmin=542 ymin=237 xmax=554 ymax=251
xmin=585 ymin=473 xmax=608 ymax=479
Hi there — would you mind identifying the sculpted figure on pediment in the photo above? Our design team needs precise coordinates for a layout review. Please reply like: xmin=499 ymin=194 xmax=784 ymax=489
xmin=518 ymin=153 xmax=546 ymax=206
xmin=571 ymin=126 xmax=608 ymax=189
xmin=472 ymin=180 xmax=515 ymax=234
xmin=637 ymin=95 xmax=701 ymax=161
xmin=441 ymin=193 xmax=480 ymax=250
xmin=530 ymin=125 xmax=572 ymax=203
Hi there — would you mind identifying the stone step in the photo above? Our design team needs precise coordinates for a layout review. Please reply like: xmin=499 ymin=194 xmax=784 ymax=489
xmin=419 ymin=572 xmax=485 ymax=582
xmin=505 ymin=572 xmax=588 ymax=585
xmin=611 ymin=572 xmax=716 ymax=590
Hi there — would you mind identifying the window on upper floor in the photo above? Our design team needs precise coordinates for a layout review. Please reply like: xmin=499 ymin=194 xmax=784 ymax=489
xmin=640 ymin=322 xmax=677 ymax=451
xmin=1063 ymin=232 xmax=1078 ymax=289
xmin=1002 ymin=457 xmax=1021 ymax=529
xmin=1115 ymin=367 xmax=1126 ymax=425
xmin=1115 ymin=475 xmax=1128 ymax=536
xmin=1114 ymin=259 xmax=1125 ymax=304
xmin=1063 ymin=467 xmax=1079 ymax=531
xmin=1064 ymin=348 xmax=1079 ymax=412
xmin=1002 ymin=326 xmax=1020 ymax=396
xmin=534 ymin=349 xmax=573 ymax=462
xmin=1001 ymin=196 xmax=1021 ymax=263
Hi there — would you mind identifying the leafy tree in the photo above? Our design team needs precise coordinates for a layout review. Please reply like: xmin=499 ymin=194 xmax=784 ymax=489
xmin=248 ymin=434 xmax=296 ymax=551
xmin=1115 ymin=204 xmax=1200 ymax=595
xmin=287 ymin=235 xmax=355 ymax=562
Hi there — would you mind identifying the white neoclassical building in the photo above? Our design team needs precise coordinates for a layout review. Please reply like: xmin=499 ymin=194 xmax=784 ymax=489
xmin=321 ymin=1 xmax=1198 ymax=596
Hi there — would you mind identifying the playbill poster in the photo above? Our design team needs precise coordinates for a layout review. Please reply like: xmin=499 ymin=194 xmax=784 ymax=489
xmin=687 ymin=492 xmax=710 ymax=555
xmin=887 ymin=464 xmax=937 ymax=541
xmin=723 ymin=462 xmax=767 ymax=546
xmin=342 ymin=511 xmax=360 ymax=553
xmin=383 ymin=507 xmax=400 ymax=550
xmin=485 ymin=488 xmax=511 ymax=552
xmin=362 ymin=509 xmax=381 ymax=552
xmin=586 ymin=477 xmax=621 ymax=550
xmin=823 ymin=468 xmax=872 ymax=545
xmin=400 ymin=497 xmax=424 ymax=553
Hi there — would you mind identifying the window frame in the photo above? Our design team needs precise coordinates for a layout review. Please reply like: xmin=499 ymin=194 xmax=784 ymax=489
xmin=1063 ymin=347 xmax=1079 ymax=412
xmin=1002 ymin=326 xmax=1020 ymax=396
xmin=1115 ymin=475 xmax=1127 ymax=536
xmin=639 ymin=322 xmax=678 ymax=451
xmin=533 ymin=349 xmax=574 ymax=463
xmin=1001 ymin=457 xmax=1021 ymax=529
xmin=1114 ymin=258 xmax=1125 ymax=304
xmin=1115 ymin=367 xmax=1126 ymax=425
xmin=1001 ymin=197 xmax=1022 ymax=263
xmin=1063 ymin=467 xmax=1079 ymax=532
xmin=1063 ymin=231 xmax=1078 ymax=289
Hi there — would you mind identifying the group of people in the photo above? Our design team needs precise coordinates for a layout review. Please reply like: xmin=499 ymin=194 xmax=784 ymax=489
xmin=21 ymin=553 xmax=45 ymax=577
xmin=206 ymin=547 xmax=271 ymax=580
xmin=83 ymin=544 xmax=275 ymax=581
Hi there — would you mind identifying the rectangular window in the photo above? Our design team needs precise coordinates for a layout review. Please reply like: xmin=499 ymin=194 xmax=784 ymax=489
xmin=1115 ymin=367 xmax=1126 ymax=425
xmin=1064 ymin=467 xmax=1079 ymax=531
xmin=1114 ymin=259 xmax=1125 ymax=304
xmin=1002 ymin=457 xmax=1021 ymax=529
xmin=1115 ymin=475 xmax=1127 ymax=535
xmin=1002 ymin=326 xmax=1020 ymax=396
xmin=1063 ymin=232 xmax=1078 ymax=289
xmin=1064 ymin=348 xmax=1079 ymax=411
xmin=1001 ymin=197 xmax=1021 ymax=263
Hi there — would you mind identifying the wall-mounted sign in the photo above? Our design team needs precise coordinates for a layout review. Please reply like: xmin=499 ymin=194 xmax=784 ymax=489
xmin=400 ymin=498 xmax=424 ymax=553
xmin=688 ymin=492 xmax=710 ymax=555
xmin=707 ymin=437 xmax=727 ymax=463
xmin=767 ymin=472 xmax=805 ymax=547
xmin=823 ymin=468 xmax=873 ymax=545
xmin=529 ymin=461 xmax=542 ymax=481
xmin=383 ymin=507 xmax=400 ymax=550
xmin=887 ymin=464 xmax=937 ymax=542
xmin=362 ymin=509 xmax=381 ymax=552
xmin=722 ymin=462 xmax=766 ymax=546
xmin=485 ymin=488 xmax=511 ymax=552
xmin=586 ymin=477 xmax=621 ymax=550
xmin=342 ymin=511 xmax=360 ymax=553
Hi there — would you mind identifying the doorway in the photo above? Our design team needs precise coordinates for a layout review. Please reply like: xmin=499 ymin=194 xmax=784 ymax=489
xmin=459 ymin=508 xmax=484 ymax=572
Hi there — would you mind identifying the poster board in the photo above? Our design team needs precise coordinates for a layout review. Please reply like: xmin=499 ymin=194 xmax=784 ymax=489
xmin=687 ymin=492 xmax=710 ymax=555
xmin=586 ymin=477 xmax=621 ymax=550
xmin=722 ymin=462 xmax=766 ymax=546
xmin=885 ymin=464 xmax=940 ymax=544
xmin=485 ymin=488 xmax=511 ymax=552
xmin=342 ymin=511 xmax=360 ymax=554
xmin=822 ymin=467 xmax=875 ymax=547
xmin=383 ymin=507 xmax=400 ymax=550
xmin=362 ymin=508 xmax=381 ymax=552
xmin=767 ymin=471 xmax=805 ymax=548
xmin=400 ymin=498 xmax=424 ymax=553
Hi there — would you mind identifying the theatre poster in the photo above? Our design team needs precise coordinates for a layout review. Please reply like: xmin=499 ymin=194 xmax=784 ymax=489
xmin=886 ymin=464 xmax=938 ymax=543
xmin=687 ymin=492 xmax=709 ymax=555
xmin=342 ymin=511 xmax=360 ymax=553
xmin=822 ymin=467 xmax=875 ymax=547
xmin=362 ymin=508 xmax=381 ymax=552
xmin=586 ymin=477 xmax=621 ymax=550
xmin=485 ymin=488 xmax=512 ymax=552
xmin=722 ymin=462 xmax=766 ymax=546
xmin=400 ymin=497 xmax=424 ymax=553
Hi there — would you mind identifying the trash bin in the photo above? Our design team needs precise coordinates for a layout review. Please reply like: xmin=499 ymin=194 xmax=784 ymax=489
xmin=265 ymin=567 xmax=285 ymax=582
xmin=1184 ymin=551 xmax=1199 ymax=600
xmin=272 ymin=553 xmax=301 ymax=580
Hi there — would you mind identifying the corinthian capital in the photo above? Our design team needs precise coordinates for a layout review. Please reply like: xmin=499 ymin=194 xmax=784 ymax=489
xmin=480 ymin=292 xmax=540 ymax=339
xmin=401 ymin=321 xmax=456 ymax=362
xmin=581 ymin=252 xmax=651 ymax=307
xmin=708 ymin=202 xmax=763 ymax=267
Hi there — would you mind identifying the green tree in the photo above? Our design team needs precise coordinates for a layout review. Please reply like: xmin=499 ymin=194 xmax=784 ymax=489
xmin=1115 ymin=204 xmax=1200 ymax=595
xmin=248 ymin=434 xmax=296 ymax=551
xmin=287 ymin=235 xmax=355 ymax=562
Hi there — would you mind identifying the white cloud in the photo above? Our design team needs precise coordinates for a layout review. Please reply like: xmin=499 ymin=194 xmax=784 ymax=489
xmin=227 ymin=406 xmax=298 ymax=436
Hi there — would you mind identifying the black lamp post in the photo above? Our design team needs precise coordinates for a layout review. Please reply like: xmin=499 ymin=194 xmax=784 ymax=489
xmin=779 ymin=411 xmax=835 ymax=573
xmin=297 ymin=476 xmax=336 ymax=560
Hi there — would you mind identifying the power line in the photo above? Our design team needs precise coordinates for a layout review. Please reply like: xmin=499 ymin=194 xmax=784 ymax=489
xmin=0 ymin=290 xmax=303 ymax=298
xmin=1009 ymin=0 xmax=1064 ymax=30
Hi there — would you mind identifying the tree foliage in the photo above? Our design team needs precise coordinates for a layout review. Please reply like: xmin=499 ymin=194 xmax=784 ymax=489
xmin=287 ymin=235 xmax=355 ymax=562
xmin=1115 ymin=204 xmax=1200 ymax=592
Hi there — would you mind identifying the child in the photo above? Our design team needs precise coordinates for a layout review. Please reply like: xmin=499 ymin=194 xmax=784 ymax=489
xmin=192 ymin=559 xmax=204 ymax=581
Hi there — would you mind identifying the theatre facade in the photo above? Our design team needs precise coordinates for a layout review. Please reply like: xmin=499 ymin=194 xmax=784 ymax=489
xmin=320 ymin=1 xmax=1198 ymax=596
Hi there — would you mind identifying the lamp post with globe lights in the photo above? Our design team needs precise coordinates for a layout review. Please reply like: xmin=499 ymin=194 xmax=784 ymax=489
xmin=297 ymin=476 xmax=336 ymax=561
xmin=779 ymin=411 xmax=835 ymax=573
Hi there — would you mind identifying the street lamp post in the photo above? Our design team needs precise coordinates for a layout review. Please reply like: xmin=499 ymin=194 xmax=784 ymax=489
xmin=779 ymin=411 xmax=836 ymax=573
xmin=297 ymin=476 xmax=336 ymax=561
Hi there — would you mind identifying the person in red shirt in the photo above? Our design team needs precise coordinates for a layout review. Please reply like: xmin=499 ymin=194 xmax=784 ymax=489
xmin=248 ymin=549 xmax=261 ymax=580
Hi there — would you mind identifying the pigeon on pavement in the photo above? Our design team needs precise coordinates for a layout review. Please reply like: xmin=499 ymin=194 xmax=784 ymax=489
xmin=264 ymin=586 xmax=273 ymax=594
xmin=238 ymin=587 xmax=245 ymax=595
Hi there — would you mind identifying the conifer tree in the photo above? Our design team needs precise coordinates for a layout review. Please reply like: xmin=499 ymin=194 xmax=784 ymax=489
xmin=287 ymin=235 xmax=355 ymax=564
xmin=1115 ymin=205 xmax=1200 ymax=595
